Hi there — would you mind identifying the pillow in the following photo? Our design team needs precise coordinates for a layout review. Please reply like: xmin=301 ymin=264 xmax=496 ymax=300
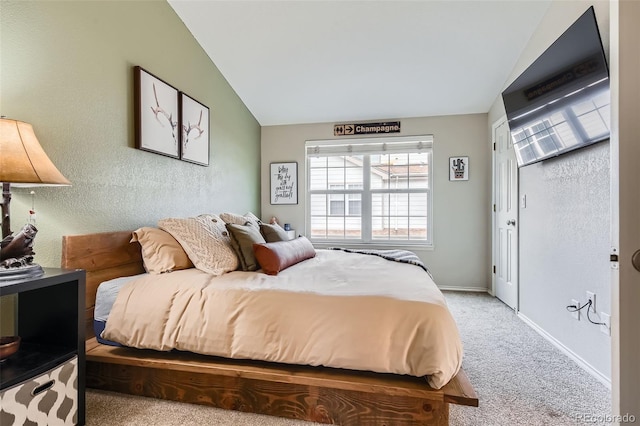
xmin=259 ymin=223 xmax=290 ymax=242
xmin=253 ymin=236 xmax=316 ymax=275
xmin=158 ymin=214 xmax=239 ymax=276
xmin=219 ymin=212 xmax=261 ymax=229
xmin=226 ymin=223 xmax=266 ymax=271
xmin=131 ymin=227 xmax=194 ymax=274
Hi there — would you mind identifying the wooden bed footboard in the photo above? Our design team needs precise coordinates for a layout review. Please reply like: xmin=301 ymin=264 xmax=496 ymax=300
xmin=62 ymin=230 xmax=478 ymax=425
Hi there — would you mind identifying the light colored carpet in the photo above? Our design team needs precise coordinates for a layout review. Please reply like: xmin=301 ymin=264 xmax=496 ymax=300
xmin=86 ymin=291 xmax=611 ymax=425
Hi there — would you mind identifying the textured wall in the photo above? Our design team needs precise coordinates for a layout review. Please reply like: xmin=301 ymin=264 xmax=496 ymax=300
xmin=0 ymin=1 xmax=261 ymax=268
xmin=519 ymin=143 xmax=611 ymax=379
xmin=261 ymin=114 xmax=491 ymax=291
xmin=487 ymin=0 xmax=611 ymax=382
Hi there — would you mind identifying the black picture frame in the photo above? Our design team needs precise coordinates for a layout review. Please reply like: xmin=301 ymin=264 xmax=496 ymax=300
xmin=179 ymin=92 xmax=210 ymax=166
xmin=134 ymin=66 xmax=180 ymax=158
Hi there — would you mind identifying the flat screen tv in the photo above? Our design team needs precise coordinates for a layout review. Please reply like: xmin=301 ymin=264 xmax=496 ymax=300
xmin=502 ymin=6 xmax=610 ymax=167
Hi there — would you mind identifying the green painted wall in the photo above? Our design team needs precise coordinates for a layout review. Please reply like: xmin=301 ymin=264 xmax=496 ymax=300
xmin=0 ymin=0 xmax=261 ymax=270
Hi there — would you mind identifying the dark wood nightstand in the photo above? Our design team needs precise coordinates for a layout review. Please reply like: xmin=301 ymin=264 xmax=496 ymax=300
xmin=0 ymin=268 xmax=86 ymax=425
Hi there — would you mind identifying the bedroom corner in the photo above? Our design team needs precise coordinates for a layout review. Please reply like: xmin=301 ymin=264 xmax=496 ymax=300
xmin=0 ymin=0 xmax=261 ymax=269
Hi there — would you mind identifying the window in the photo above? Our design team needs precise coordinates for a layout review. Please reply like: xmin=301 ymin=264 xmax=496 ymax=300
xmin=306 ymin=136 xmax=432 ymax=246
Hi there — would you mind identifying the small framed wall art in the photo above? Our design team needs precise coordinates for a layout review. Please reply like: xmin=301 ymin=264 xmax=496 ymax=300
xmin=180 ymin=92 xmax=210 ymax=166
xmin=134 ymin=66 xmax=180 ymax=158
xmin=449 ymin=156 xmax=469 ymax=181
xmin=270 ymin=162 xmax=298 ymax=205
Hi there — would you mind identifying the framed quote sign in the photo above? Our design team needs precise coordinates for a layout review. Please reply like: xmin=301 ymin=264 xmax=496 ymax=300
xmin=270 ymin=162 xmax=298 ymax=205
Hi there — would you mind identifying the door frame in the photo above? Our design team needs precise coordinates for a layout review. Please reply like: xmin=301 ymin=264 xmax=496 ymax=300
xmin=491 ymin=116 xmax=518 ymax=310
xmin=610 ymin=0 xmax=640 ymax=417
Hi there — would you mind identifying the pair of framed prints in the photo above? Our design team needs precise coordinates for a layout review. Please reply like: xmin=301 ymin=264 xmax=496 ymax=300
xmin=134 ymin=66 xmax=209 ymax=166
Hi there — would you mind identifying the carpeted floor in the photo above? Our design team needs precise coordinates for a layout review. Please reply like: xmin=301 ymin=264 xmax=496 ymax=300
xmin=86 ymin=291 xmax=611 ymax=425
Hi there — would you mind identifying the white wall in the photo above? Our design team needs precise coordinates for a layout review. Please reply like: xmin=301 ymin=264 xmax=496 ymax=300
xmin=261 ymin=114 xmax=491 ymax=291
xmin=488 ymin=0 xmax=611 ymax=383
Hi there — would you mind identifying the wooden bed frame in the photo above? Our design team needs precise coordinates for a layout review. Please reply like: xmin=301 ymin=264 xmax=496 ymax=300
xmin=61 ymin=230 xmax=478 ymax=425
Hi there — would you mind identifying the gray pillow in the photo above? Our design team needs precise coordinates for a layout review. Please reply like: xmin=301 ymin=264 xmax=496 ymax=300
xmin=226 ymin=223 xmax=266 ymax=271
xmin=259 ymin=223 xmax=290 ymax=242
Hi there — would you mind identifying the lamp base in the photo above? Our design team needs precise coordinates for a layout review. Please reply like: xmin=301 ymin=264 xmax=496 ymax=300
xmin=0 ymin=263 xmax=44 ymax=282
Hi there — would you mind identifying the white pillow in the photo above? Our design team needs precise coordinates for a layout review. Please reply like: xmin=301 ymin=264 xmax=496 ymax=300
xmin=158 ymin=214 xmax=238 ymax=276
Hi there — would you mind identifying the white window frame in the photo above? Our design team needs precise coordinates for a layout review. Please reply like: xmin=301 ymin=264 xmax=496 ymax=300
xmin=305 ymin=135 xmax=433 ymax=247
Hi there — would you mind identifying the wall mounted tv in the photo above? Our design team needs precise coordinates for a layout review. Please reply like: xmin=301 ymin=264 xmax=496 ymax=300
xmin=502 ymin=6 xmax=610 ymax=168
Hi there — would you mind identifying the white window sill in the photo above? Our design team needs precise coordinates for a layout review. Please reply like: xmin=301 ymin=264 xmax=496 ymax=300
xmin=311 ymin=241 xmax=434 ymax=252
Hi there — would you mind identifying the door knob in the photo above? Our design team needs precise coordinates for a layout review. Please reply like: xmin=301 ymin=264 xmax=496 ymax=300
xmin=632 ymin=250 xmax=640 ymax=272
xmin=507 ymin=219 xmax=516 ymax=226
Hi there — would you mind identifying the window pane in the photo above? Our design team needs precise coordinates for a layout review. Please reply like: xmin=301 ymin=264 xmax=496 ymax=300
xmin=310 ymin=194 xmax=327 ymax=216
xmin=327 ymin=156 xmax=345 ymax=167
xmin=389 ymin=217 xmax=409 ymax=240
xmin=309 ymin=168 xmax=327 ymax=190
xmin=409 ymin=193 xmax=427 ymax=216
xmin=328 ymin=167 xmax=345 ymax=187
xmin=345 ymin=161 xmax=363 ymax=187
xmin=309 ymin=156 xmax=327 ymax=168
xmin=409 ymin=216 xmax=428 ymax=240
xmin=329 ymin=194 xmax=345 ymax=216
xmin=371 ymin=193 xmax=389 ymax=217
xmin=408 ymin=153 xmax=429 ymax=189
xmin=345 ymin=217 xmax=361 ymax=239
xmin=327 ymin=216 xmax=345 ymax=238
xmin=370 ymin=155 xmax=389 ymax=189
xmin=388 ymin=154 xmax=409 ymax=189
xmin=348 ymin=194 xmax=361 ymax=215
xmin=310 ymin=216 xmax=327 ymax=239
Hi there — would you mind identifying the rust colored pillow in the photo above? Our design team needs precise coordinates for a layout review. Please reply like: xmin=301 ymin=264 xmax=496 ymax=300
xmin=253 ymin=236 xmax=316 ymax=275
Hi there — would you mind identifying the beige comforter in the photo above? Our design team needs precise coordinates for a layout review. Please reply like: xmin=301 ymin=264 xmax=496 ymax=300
xmin=103 ymin=249 xmax=463 ymax=389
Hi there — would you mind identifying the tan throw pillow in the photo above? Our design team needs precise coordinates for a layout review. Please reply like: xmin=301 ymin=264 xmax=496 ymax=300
xmin=226 ymin=223 xmax=266 ymax=271
xmin=259 ymin=223 xmax=290 ymax=242
xmin=158 ymin=214 xmax=238 ymax=276
xmin=253 ymin=237 xmax=316 ymax=275
xmin=131 ymin=227 xmax=194 ymax=274
xmin=219 ymin=212 xmax=261 ymax=229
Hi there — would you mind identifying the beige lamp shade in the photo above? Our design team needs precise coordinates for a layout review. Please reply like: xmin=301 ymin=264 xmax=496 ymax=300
xmin=0 ymin=118 xmax=70 ymax=185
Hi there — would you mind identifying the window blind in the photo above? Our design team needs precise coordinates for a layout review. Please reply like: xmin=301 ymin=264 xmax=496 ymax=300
xmin=306 ymin=135 xmax=433 ymax=157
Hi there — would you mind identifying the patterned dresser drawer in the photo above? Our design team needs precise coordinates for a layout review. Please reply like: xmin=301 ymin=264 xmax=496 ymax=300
xmin=0 ymin=356 xmax=78 ymax=426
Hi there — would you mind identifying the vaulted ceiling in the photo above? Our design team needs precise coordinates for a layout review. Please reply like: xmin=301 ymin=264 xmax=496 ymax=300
xmin=168 ymin=1 xmax=551 ymax=126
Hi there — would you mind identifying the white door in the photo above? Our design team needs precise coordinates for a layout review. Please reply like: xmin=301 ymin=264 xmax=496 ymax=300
xmin=492 ymin=118 xmax=518 ymax=310
xmin=611 ymin=1 xmax=640 ymax=417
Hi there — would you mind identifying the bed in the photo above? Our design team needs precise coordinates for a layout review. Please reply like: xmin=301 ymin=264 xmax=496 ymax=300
xmin=62 ymin=229 xmax=477 ymax=425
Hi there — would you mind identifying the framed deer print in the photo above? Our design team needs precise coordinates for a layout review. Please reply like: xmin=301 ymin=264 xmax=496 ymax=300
xmin=134 ymin=66 xmax=180 ymax=158
xmin=179 ymin=92 xmax=210 ymax=166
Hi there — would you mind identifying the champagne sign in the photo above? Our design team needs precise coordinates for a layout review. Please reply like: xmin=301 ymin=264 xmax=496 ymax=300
xmin=334 ymin=121 xmax=401 ymax=136
xmin=270 ymin=162 xmax=298 ymax=205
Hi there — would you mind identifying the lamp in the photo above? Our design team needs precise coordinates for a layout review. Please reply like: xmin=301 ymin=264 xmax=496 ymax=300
xmin=0 ymin=118 xmax=70 ymax=279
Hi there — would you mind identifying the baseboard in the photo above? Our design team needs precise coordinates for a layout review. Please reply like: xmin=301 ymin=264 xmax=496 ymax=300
xmin=518 ymin=313 xmax=611 ymax=389
xmin=438 ymin=286 xmax=488 ymax=293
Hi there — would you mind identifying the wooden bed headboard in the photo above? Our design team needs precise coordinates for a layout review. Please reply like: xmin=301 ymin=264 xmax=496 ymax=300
xmin=61 ymin=230 xmax=145 ymax=338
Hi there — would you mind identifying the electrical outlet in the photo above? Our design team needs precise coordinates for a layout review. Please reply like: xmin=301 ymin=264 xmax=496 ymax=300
xmin=586 ymin=291 xmax=596 ymax=313
xmin=570 ymin=299 xmax=580 ymax=320
xmin=600 ymin=312 xmax=611 ymax=336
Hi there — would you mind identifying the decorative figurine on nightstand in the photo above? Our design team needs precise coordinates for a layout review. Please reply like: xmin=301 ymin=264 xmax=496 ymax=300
xmin=1 ymin=118 xmax=72 ymax=281
xmin=0 ymin=223 xmax=42 ymax=279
